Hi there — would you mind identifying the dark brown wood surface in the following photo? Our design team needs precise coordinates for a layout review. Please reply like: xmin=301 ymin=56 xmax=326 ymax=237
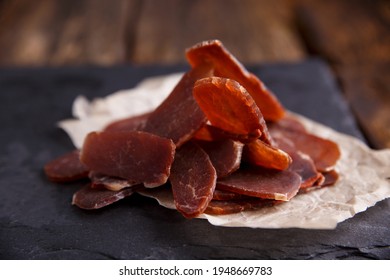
xmin=0 ymin=0 xmax=388 ymax=148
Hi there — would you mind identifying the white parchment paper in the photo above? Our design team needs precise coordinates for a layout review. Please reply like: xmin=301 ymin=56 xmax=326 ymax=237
xmin=58 ymin=73 xmax=390 ymax=229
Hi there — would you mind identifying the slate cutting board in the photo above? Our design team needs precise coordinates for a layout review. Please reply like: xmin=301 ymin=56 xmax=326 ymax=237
xmin=0 ymin=59 xmax=389 ymax=259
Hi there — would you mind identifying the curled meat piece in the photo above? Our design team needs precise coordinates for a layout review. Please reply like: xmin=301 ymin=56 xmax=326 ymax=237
xmin=186 ymin=40 xmax=285 ymax=121
xmin=217 ymin=166 xmax=301 ymax=201
xmin=44 ymin=150 xmax=89 ymax=183
xmin=72 ymin=184 xmax=137 ymax=210
xmin=243 ymin=139 xmax=292 ymax=171
xmin=80 ymin=130 xmax=175 ymax=188
xmin=193 ymin=77 xmax=269 ymax=143
xmin=170 ymin=142 xmax=217 ymax=218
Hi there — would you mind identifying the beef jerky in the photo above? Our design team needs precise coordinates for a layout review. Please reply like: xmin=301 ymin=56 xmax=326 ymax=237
xmin=212 ymin=189 xmax=244 ymax=201
xmin=205 ymin=198 xmax=278 ymax=215
xmin=104 ymin=112 xmax=151 ymax=132
xmin=193 ymin=123 xmax=261 ymax=143
xmin=186 ymin=40 xmax=285 ymax=121
xmin=89 ymin=171 xmax=136 ymax=191
xmin=243 ymin=139 xmax=292 ymax=171
xmin=80 ymin=130 xmax=175 ymax=187
xmin=269 ymin=124 xmax=341 ymax=172
xmin=44 ymin=150 xmax=89 ymax=183
xmin=197 ymin=139 xmax=243 ymax=178
xmin=170 ymin=142 xmax=217 ymax=218
xmin=72 ymin=184 xmax=136 ymax=210
xmin=193 ymin=77 xmax=269 ymax=143
xmin=217 ymin=166 xmax=301 ymax=201
xmin=143 ymin=64 xmax=213 ymax=147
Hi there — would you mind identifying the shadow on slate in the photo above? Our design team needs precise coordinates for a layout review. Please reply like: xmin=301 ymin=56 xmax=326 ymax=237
xmin=0 ymin=58 xmax=389 ymax=260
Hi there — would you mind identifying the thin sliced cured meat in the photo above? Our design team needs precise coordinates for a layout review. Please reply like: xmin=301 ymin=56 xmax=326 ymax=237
xmin=193 ymin=123 xmax=261 ymax=143
xmin=193 ymin=77 xmax=269 ymax=143
xmin=243 ymin=139 xmax=292 ymax=171
xmin=170 ymin=142 xmax=217 ymax=218
xmin=72 ymin=184 xmax=136 ymax=210
xmin=104 ymin=112 xmax=151 ymax=132
xmin=205 ymin=198 xmax=278 ymax=215
xmin=212 ymin=189 xmax=244 ymax=201
xmin=44 ymin=150 xmax=89 ymax=183
xmin=217 ymin=166 xmax=301 ymax=201
xmin=80 ymin=130 xmax=175 ymax=188
xmin=321 ymin=170 xmax=339 ymax=186
xmin=269 ymin=124 xmax=341 ymax=172
xmin=143 ymin=64 xmax=213 ymax=147
xmin=196 ymin=139 xmax=243 ymax=178
xmin=288 ymin=151 xmax=322 ymax=189
xmin=186 ymin=40 xmax=285 ymax=121
xmin=89 ymin=171 xmax=136 ymax=191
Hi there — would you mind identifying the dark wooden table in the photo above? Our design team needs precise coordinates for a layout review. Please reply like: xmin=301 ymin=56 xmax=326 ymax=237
xmin=0 ymin=0 xmax=389 ymax=149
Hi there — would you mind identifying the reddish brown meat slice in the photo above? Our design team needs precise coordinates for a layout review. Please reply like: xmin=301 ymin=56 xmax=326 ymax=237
xmin=196 ymin=139 xmax=243 ymax=178
xmin=288 ymin=151 xmax=322 ymax=189
xmin=72 ymin=184 xmax=136 ymax=210
xmin=205 ymin=198 xmax=278 ymax=215
xmin=269 ymin=124 xmax=341 ymax=172
xmin=186 ymin=40 xmax=285 ymax=121
xmin=80 ymin=130 xmax=175 ymax=187
xmin=243 ymin=139 xmax=292 ymax=171
xmin=44 ymin=150 xmax=89 ymax=183
xmin=104 ymin=112 xmax=151 ymax=132
xmin=193 ymin=123 xmax=261 ymax=143
xmin=193 ymin=77 xmax=270 ymax=144
xmin=170 ymin=142 xmax=217 ymax=218
xmin=212 ymin=189 xmax=244 ymax=201
xmin=217 ymin=166 xmax=301 ymax=201
xmin=143 ymin=64 xmax=213 ymax=147
xmin=89 ymin=171 xmax=136 ymax=191
xmin=321 ymin=170 xmax=339 ymax=186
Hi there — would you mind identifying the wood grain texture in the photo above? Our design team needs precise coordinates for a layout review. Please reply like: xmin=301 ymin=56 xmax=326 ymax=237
xmin=296 ymin=0 xmax=390 ymax=148
xmin=131 ymin=0 xmax=305 ymax=64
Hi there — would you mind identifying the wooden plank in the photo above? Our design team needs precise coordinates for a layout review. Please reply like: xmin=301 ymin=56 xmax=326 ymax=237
xmin=0 ymin=0 xmax=140 ymax=66
xmin=130 ymin=0 xmax=305 ymax=64
xmin=296 ymin=0 xmax=390 ymax=148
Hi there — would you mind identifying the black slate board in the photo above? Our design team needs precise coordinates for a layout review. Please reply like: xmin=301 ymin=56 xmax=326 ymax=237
xmin=0 ymin=59 xmax=389 ymax=260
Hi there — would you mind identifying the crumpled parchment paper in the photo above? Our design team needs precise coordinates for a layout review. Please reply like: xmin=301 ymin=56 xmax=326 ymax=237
xmin=58 ymin=73 xmax=390 ymax=229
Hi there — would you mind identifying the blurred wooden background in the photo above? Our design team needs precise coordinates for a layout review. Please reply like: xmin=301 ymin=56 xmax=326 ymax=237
xmin=0 ymin=0 xmax=389 ymax=148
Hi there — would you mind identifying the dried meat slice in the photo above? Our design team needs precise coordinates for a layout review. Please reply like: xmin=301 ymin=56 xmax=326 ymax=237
xmin=243 ymin=139 xmax=292 ymax=171
xmin=72 ymin=184 xmax=136 ymax=210
xmin=104 ymin=112 xmax=151 ymax=132
xmin=143 ymin=64 xmax=213 ymax=147
xmin=212 ymin=189 xmax=244 ymax=201
xmin=186 ymin=40 xmax=285 ymax=121
xmin=89 ymin=171 xmax=137 ymax=191
xmin=269 ymin=124 xmax=341 ymax=172
xmin=205 ymin=198 xmax=278 ymax=215
xmin=217 ymin=166 xmax=301 ymax=201
xmin=193 ymin=77 xmax=268 ymax=142
xmin=170 ymin=142 xmax=217 ymax=218
xmin=288 ymin=151 xmax=322 ymax=189
xmin=80 ymin=130 xmax=175 ymax=188
xmin=44 ymin=150 xmax=89 ymax=183
xmin=193 ymin=123 xmax=261 ymax=143
xmin=196 ymin=139 xmax=243 ymax=178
